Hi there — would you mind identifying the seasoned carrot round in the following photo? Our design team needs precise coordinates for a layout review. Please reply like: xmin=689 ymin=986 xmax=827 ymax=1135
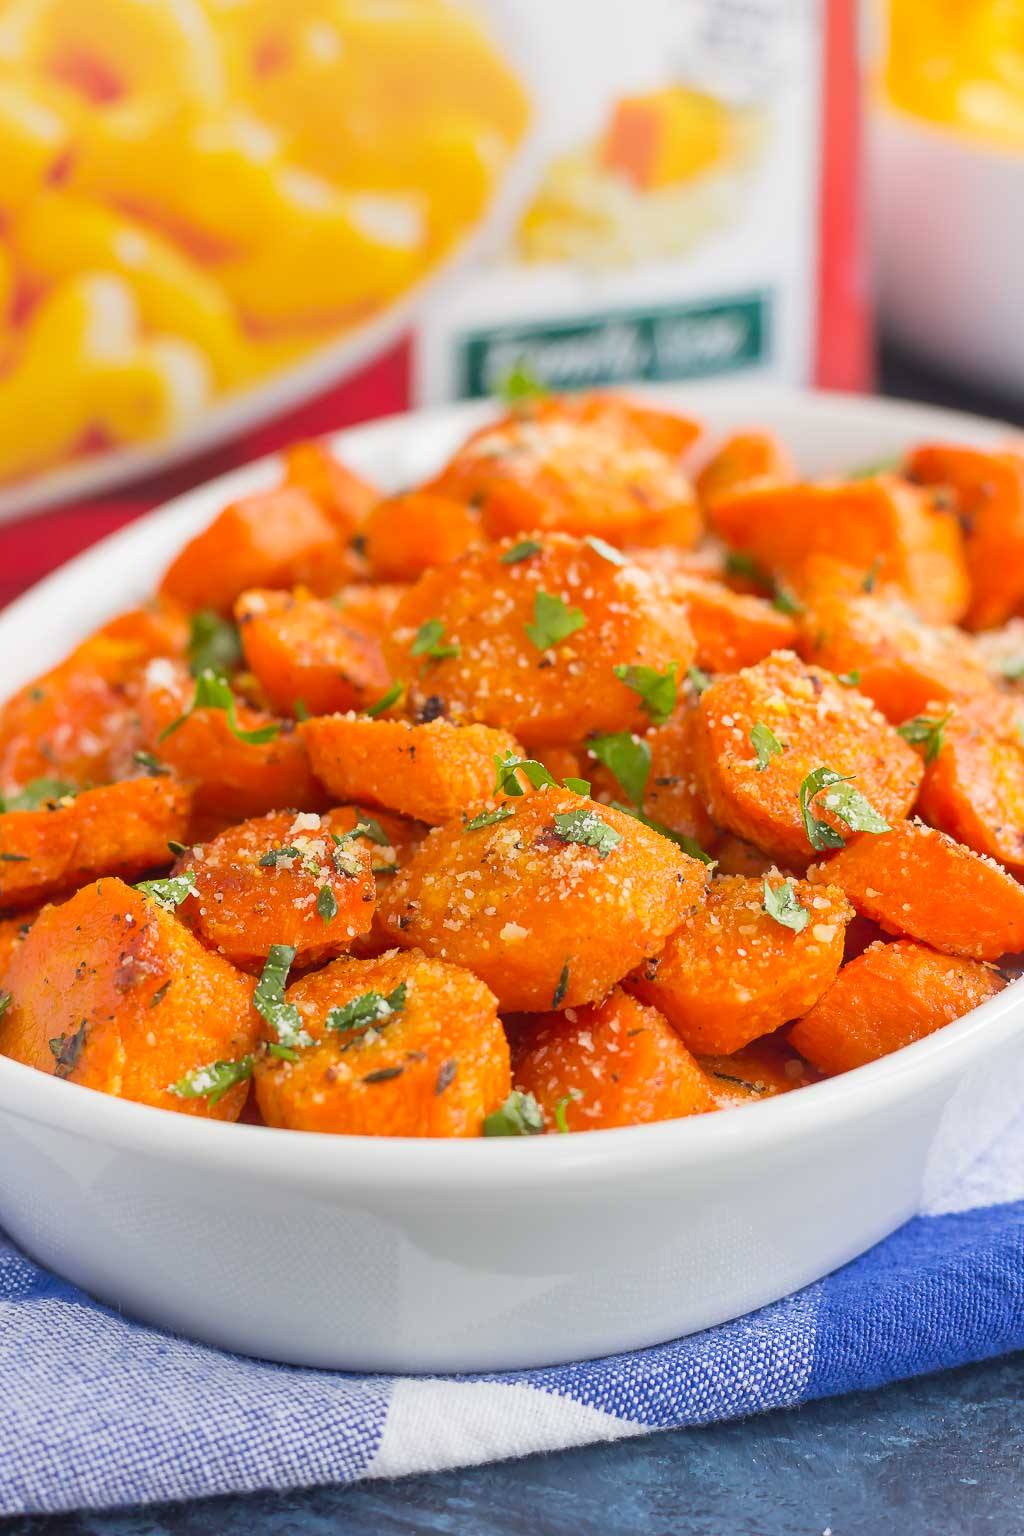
xmin=378 ymin=787 xmax=707 ymax=1011
xmin=302 ymin=715 xmax=522 ymax=825
xmin=384 ymin=534 xmax=697 ymax=745
xmin=700 ymin=1031 xmax=820 ymax=1108
xmin=364 ymin=492 xmax=481 ymax=582
xmin=332 ymin=582 xmax=410 ymax=640
xmin=136 ymin=658 xmax=323 ymax=821
xmin=788 ymin=940 xmax=1005 ymax=1076
xmin=916 ymin=694 xmax=1024 ymax=876
xmin=430 ymin=395 xmax=702 ymax=548
xmin=692 ymin=652 xmax=923 ymax=864
xmin=667 ymin=573 xmax=798 ymax=673
xmin=512 ymin=987 xmax=715 ymax=1131
xmin=628 ymin=874 xmax=853 ymax=1055
xmin=696 ymin=430 xmax=795 ymax=506
xmin=809 ymin=818 xmax=1024 ymax=960
xmin=236 ymin=588 xmax=389 ymax=717
xmin=0 ymin=777 xmax=191 ymax=911
xmin=253 ymin=949 xmax=509 ymax=1136
xmin=160 ymin=487 xmax=354 ymax=615
xmin=282 ymin=439 xmax=378 ymax=538
xmin=0 ymin=878 xmax=259 ymax=1119
xmin=176 ymin=808 xmax=375 ymax=969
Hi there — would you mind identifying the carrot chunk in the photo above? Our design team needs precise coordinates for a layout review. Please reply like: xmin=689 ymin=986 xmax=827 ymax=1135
xmin=907 ymin=444 xmax=1024 ymax=630
xmin=696 ymin=430 xmax=795 ymax=506
xmin=236 ymin=588 xmax=389 ymax=717
xmin=253 ymin=949 xmax=509 ymax=1136
xmin=302 ymin=715 xmax=521 ymax=825
xmin=666 ymin=572 xmax=798 ymax=672
xmin=0 ymin=777 xmax=191 ymax=911
xmin=700 ymin=1031 xmax=820 ymax=1108
xmin=364 ymin=492 xmax=481 ymax=581
xmin=0 ymin=878 xmax=259 ymax=1119
xmin=587 ymin=707 xmax=718 ymax=853
xmin=282 ymin=439 xmax=378 ymax=538
xmin=0 ymin=910 xmax=36 ymax=981
xmin=160 ymin=487 xmax=353 ymax=614
xmin=710 ymin=475 xmax=969 ymax=625
xmin=916 ymin=693 xmax=1024 ymax=877
xmin=384 ymin=534 xmax=697 ymax=745
xmin=809 ymin=818 xmax=1024 ymax=960
xmin=628 ymin=874 xmax=852 ymax=1055
xmin=513 ymin=987 xmax=715 ymax=1131
xmin=692 ymin=652 xmax=923 ymax=864
xmin=378 ymin=786 xmax=707 ymax=1011
xmin=788 ymin=940 xmax=1005 ymax=1075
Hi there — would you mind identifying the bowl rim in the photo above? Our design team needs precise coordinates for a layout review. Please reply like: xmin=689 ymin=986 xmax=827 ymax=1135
xmin=1 ymin=383 xmax=1021 ymax=1194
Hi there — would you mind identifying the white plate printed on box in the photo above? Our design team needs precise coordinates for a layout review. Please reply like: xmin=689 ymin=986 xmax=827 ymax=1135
xmin=0 ymin=387 xmax=1021 ymax=1374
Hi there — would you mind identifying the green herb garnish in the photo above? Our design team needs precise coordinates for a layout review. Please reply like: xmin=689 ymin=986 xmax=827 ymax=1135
xmin=325 ymin=982 xmax=407 ymax=1035
xmin=132 ymin=750 xmax=170 ymax=777
xmin=862 ymin=557 xmax=883 ymax=594
xmin=483 ymin=1090 xmax=546 ymax=1136
xmin=724 ymin=551 xmax=766 ymax=582
xmin=799 ymin=766 xmax=891 ymax=852
xmin=762 ymin=878 xmax=809 ymax=933
xmin=463 ymin=804 xmax=516 ymax=832
xmin=562 ymin=776 xmax=591 ymax=795
xmin=586 ymin=731 xmax=650 ymax=808
xmin=365 ymin=680 xmax=403 ymax=718
xmin=584 ymin=535 xmax=628 ymax=566
xmin=0 ymin=778 xmax=79 ymax=812
xmin=0 ymin=991 xmax=10 ymax=1020
xmin=551 ymin=808 xmax=622 ymax=859
xmin=411 ymin=619 xmax=459 ymax=662
xmin=493 ymin=753 xmax=558 ymax=796
xmin=552 ymin=960 xmax=571 ymax=1007
xmin=772 ymin=583 xmax=803 ymax=616
xmin=554 ymin=1089 xmax=582 ymax=1134
xmin=687 ymin=665 xmax=712 ymax=695
xmin=848 ymin=457 xmax=901 ymax=481
xmin=897 ymin=712 xmax=951 ymax=765
xmin=170 ymin=1056 xmax=253 ymax=1105
xmin=294 ymin=699 xmax=310 ymax=722
xmin=500 ymin=539 xmax=543 ymax=565
xmin=317 ymin=885 xmax=338 ymax=922
xmin=497 ymin=359 xmax=548 ymax=407
xmin=136 ymin=870 xmax=196 ymax=912
xmin=159 ymin=669 xmax=279 ymax=745
xmin=254 ymin=944 xmax=309 ymax=1051
xmin=750 ymin=721 xmax=784 ymax=771
xmin=609 ymin=801 xmax=715 ymax=865
xmin=186 ymin=610 xmax=242 ymax=678
xmin=525 ymin=591 xmax=586 ymax=651
xmin=258 ymin=845 xmax=302 ymax=869
xmin=613 ymin=662 xmax=678 ymax=725
xmin=48 ymin=1020 xmax=87 ymax=1079
xmin=836 ymin=670 xmax=861 ymax=687
xmin=435 ymin=1058 xmax=458 ymax=1096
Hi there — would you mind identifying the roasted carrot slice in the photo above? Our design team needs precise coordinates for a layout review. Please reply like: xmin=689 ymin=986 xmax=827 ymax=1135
xmin=384 ymin=534 xmax=697 ymax=745
xmin=236 ymin=588 xmax=389 ymax=717
xmin=0 ymin=877 xmax=259 ymax=1119
xmin=628 ymin=874 xmax=852 ymax=1055
xmin=513 ymin=987 xmax=715 ymax=1131
xmin=916 ymin=693 xmax=1024 ymax=877
xmin=282 ymin=439 xmax=378 ymax=538
xmin=700 ymin=1031 xmax=820 ymax=1108
xmin=302 ymin=715 xmax=522 ymax=825
xmin=364 ymin=492 xmax=481 ymax=581
xmin=696 ymin=430 xmax=795 ymax=506
xmin=160 ymin=487 xmax=354 ymax=614
xmin=378 ymin=786 xmax=707 ymax=1011
xmin=176 ymin=808 xmax=375 ymax=970
xmin=667 ymin=573 xmax=798 ymax=672
xmin=907 ymin=443 xmax=1024 ymax=630
xmin=809 ymin=818 xmax=1024 ymax=960
xmin=253 ymin=949 xmax=509 ymax=1136
xmin=788 ymin=940 xmax=1005 ymax=1075
xmin=710 ymin=475 xmax=969 ymax=625
xmin=692 ymin=652 xmax=923 ymax=864
xmin=0 ymin=777 xmax=191 ymax=911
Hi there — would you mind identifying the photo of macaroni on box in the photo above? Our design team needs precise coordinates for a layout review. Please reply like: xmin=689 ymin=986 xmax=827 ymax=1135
xmin=0 ymin=0 xmax=530 ymax=497
xmin=518 ymin=85 xmax=763 ymax=268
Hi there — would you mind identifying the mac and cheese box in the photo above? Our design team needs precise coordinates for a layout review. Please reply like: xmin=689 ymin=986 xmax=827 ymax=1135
xmin=0 ymin=0 xmax=866 ymax=522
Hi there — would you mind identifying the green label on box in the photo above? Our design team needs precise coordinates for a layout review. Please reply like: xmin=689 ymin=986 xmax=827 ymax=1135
xmin=457 ymin=292 xmax=771 ymax=398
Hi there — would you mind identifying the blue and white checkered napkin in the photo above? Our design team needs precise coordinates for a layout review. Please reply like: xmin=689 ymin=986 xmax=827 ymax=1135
xmin=2 ymin=1075 xmax=1024 ymax=1517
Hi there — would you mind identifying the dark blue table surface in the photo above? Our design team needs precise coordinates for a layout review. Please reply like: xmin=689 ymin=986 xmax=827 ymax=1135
xmin=4 ymin=346 xmax=1024 ymax=1536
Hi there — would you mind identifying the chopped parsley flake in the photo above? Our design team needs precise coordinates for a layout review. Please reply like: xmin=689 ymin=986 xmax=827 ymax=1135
xmin=497 ymin=359 xmax=548 ymax=407
xmin=750 ymin=721 xmax=784 ymax=771
xmin=493 ymin=753 xmax=557 ymax=796
xmin=584 ymin=535 xmax=628 ymax=566
xmin=294 ymin=699 xmax=310 ymax=722
xmin=482 ymin=1089 xmax=546 ymax=1136
xmin=799 ymin=766 xmax=891 ymax=852
xmin=551 ymin=808 xmax=622 ymax=858
xmin=613 ymin=662 xmax=678 ymax=725
xmin=552 ymin=960 xmax=571 ymax=1007
xmin=326 ymin=982 xmax=408 ymax=1036
xmin=48 ymin=1020 xmax=87 ymax=1079
xmin=0 ymin=778 xmax=79 ymax=812
xmin=170 ymin=1056 xmax=253 ymax=1105
xmin=0 ymin=991 xmax=10 ymax=1020
xmin=772 ymin=583 xmax=803 ymax=616
xmin=587 ymin=731 xmax=651 ymax=808
xmin=463 ymin=804 xmax=516 ymax=832
xmin=562 ymin=776 xmax=591 ymax=795
xmin=254 ymin=944 xmax=310 ymax=1051
xmin=186 ymin=610 xmax=243 ymax=678
xmin=724 ymin=550 xmax=764 ymax=581
xmin=435 ymin=1058 xmax=458 ymax=1096
xmin=258 ymin=845 xmax=302 ymax=869
xmin=525 ymin=591 xmax=586 ymax=651
xmin=168 ymin=840 xmax=190 ymax=857
xmin=136 ymin=869 xmax=196 ymax=911
xmin=554 ymin=1088 xmax=582 ymax=1133
xmin=132 ymin=750 xmax=170 ymax=777
xmin=687 ymin=665 xmax=712 ymax=695
xmin=762 ymin=878 xmax=810 ymax=933
xmin=411 ymin=619 xmax=459 ymax=662
xmin=351 ymin=816 xmax=391 ymax=847
xmin=159 ymin=669 xmax=279 ymax=746
xmin=363 ymin=1066 xmax=404 ymax=1085
xmin=500 ymin=539 xmax=543 ymax=565
xmin=317 ymin=885 xmax=338 ymax=922
xmin=365 ymin=680 xmax=404 ymax=717
xmin=897 ymin=712 xmax=951 ymax=765
xmin=862 ymin=557 xmax=883 ymax=593
xmin=610 ymin=801 xmax=715 ymax=865
xmin=837 ymin=670 xmax=861 ymax=687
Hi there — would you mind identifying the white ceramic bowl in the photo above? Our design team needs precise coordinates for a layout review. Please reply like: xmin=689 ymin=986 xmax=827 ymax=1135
xmin=872 ymin=104 xmax=1024 ymax=396
xmin=0 ymin=388 xmax=1020 ymax=1374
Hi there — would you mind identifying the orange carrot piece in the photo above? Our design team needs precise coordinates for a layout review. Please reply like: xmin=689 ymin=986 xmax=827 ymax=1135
xmin=668 ymin=572 xmax=798 ymax=672
xmin=692 ymin=652 xmax=923 ymax=865
xmin=788 ymin=939 xmax=1005 ymax=1075
xmin=253 ymin=949 xmax=509 ymax=1136
xmin=378 ymin=786 xmax=708 ymax=1011
xmin=364 ymin=492 xmax=481 ymax=581
xmin=0 ymin=777 xmax=191 ymax=911
xmin=0 ymin=877 xmax=259 ymax=1119
xmin=384 ymin=534 xmax=697 ymax=745
xmin=0 ymin=910 xmax=36 ymax=981
xmin=629 ymin=874 xmax=852 ymax=1055
xmin=236 ymin=588 xmax=389 ymax=717
xmin=160 ymin=487 xmax=354 ymax=614
xmin=700 ymin=1031 xmax=820 ymax=1108
xmin=587 ymin=707 xmax=718 ymax=852
xmin=710 ymin=475 xmax=969 ymax=625
xmin=809 ymin=818 xmax=1024 ymax=960
xmin=513 ymin=987 xmax=715 ymax=1131
xmin=907 ymin=443 xmax=1024 ymax=630
xmin=696 ymin=431 xmax=795 ymax=506
xmin=916 ymin=693 xmax=1024 ymax=877
xmin=282 ymin=439 xmax=378 ymax=538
